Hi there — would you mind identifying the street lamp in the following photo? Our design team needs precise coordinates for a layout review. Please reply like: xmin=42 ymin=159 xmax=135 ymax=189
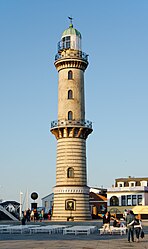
xmin=19 ymin=191 xmax=23 ymax=220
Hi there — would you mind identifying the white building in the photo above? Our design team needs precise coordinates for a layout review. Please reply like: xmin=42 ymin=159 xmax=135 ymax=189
xmin=107 ymin=176 xmax=148 ymax=218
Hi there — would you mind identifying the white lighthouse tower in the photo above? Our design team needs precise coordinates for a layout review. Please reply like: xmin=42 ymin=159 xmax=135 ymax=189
xmin=51 ymin=20 xmax=93 ymax=221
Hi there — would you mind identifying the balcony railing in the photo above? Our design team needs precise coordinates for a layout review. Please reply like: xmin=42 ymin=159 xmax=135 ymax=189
xmin=55 ymin=50 xmax=88 ymax=62
xmin=51 ymin=119 xmax=92 ymax=129
xmin=107 ymin=186 xmax=148 ymax=192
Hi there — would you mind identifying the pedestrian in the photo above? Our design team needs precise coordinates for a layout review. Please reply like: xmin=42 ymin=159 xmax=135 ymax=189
xmin=123 ymin=209 xmax=128 ymax=220
xmin=30 ymin=210 xmax=34 ymax=221
xmin=21 ymin=211 xmax=26 ymax=225
xmin=126 ymin=210 xmax=135 ymax=242
xmin=113 ymin=218 xmax=120 ymax=227
xmin=39 ymin=212 xmax=42 ymax=222
xmin=134 ymin=215 xmax=142 ymax=243
xmin=48 ymin=209 xmax=51 ymax=220
xmin=26 ymin=208 xmax=31 ymax=222
xmin=41 ymin=209 xmax=44 ymax=220
xmin=34 ymin=209 xmax=38 ymax=221
xmin=102 ymin=211 xmax=111 ymax=234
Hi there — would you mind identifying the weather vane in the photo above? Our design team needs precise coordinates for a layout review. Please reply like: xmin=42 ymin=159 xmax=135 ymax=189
xmin=68 ymin=16 xmax=73 ymax=25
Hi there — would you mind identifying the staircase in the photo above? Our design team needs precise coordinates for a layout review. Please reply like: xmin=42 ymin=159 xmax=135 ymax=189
xmin=0 ymin=205 xmax=18 ymax=221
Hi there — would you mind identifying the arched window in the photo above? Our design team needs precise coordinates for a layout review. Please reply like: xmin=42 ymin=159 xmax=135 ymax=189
xmin=68 ymin=70 xmax=73 ymax=80
xmin=68 ymin=90 xmax=73 ymax=99
xmin=67 ymin=167 xmax=74 ymax=178
xmin=110 ymin=196 xmax=119 ymax=206
xmin=68 ymin=111 xmax=73 ymax=120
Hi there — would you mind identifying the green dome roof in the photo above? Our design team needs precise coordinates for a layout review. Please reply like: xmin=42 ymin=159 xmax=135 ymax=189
xmin=62 ymin=24 xmax=82 ymax=38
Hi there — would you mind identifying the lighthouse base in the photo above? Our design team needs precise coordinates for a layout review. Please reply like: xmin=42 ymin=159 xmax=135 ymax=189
xmin=52 ymin=186 xmax=91 ymax=221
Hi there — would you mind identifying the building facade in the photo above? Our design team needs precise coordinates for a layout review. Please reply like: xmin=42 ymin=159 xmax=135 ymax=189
xmin=41 ymin=193 xmax=54 ymax=214
xmin=89 ymin=192 xmax=107 ymax=219
xmin=50 ymin=21 xmax=92 ymax=221
xmin=107 ymin=177 xmax=148 ymax=218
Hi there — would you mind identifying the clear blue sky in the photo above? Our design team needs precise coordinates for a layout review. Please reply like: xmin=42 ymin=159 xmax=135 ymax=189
xmin=0 ymin=0 xmax=148 ymax=207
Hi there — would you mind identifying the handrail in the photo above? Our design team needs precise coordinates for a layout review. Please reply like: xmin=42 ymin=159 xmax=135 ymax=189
xmin=55 ymin=50 xmax=88 ymax=62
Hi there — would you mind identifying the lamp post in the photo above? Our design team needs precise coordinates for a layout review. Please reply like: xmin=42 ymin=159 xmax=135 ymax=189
xmin=19 ymin=191 xmax=23 ymax=220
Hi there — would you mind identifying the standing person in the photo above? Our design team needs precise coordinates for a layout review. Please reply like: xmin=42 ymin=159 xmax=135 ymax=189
xmin=26 ymin=208 xmax=31 ymax=222
xmin=48 ymin=209 xmax=51 ymax=220
xmin=34 ymin=209 xmax=38 ymax=222
xmin=39 ymin=212 xmax=42 ymax=222
xmin=102 ymin=211 xmax=111 ymax=233
xmin=21 ymin=211 xmax=26 ymax=225
xmin=123 ymin=209 xmax=128 ymax=220
xmin=126 ymin=210 xmax=135 ymax=242
xmin=134 ymin=215 xmax=142 ymax=243
xmin=30 ymin=210 xmax=34 ymax=221
xmin=41 ymin=209 xmax=44 ymax=220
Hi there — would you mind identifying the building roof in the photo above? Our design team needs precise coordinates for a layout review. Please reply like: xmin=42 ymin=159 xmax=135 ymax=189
xmin=90 ymin=187 xmax=107 ymax=192
xmin=116 ymin=177 xmax=148 ymax=182
xmin=90 ymin=192 xmax=107 ymax=202
xmin=41 ymin=193 xmax=54 ymax=200
xmin=62 ymin=24 xmax=82 ymax=38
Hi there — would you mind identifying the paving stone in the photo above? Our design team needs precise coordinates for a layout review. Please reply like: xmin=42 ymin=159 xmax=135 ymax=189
xmin=0 ymin=221 xmax=147 ymax=249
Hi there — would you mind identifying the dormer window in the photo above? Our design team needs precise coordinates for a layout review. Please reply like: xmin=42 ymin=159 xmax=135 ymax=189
xmin=140 ymin=181 xmax=147 ymax=187
xmin=129 ymin=181 xmax=135 ymax=187
xmin=117 ymin=182 xmax=124 ymax=187
xmin=68 ymin=70 xmax=73 ymax=80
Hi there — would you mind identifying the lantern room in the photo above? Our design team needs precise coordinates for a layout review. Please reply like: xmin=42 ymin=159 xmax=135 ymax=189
xmin=57 ymin=23 xmax=82 ymax=52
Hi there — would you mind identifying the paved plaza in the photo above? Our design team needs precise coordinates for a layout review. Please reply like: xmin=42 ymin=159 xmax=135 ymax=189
xmin=0 ymin=221 xmax=148 ymax=249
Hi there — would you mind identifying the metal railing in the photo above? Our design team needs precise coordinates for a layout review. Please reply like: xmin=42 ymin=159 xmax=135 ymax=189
xmin=51 ymin=119 xmax=92 ymax=129
xmin=55 ymin=51 xmax=88 ymax=62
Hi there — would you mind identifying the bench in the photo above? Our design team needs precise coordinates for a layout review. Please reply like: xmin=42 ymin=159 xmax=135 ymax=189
xmin=63 ymin=226 xmax=97 ymax=235
xmin=99 ymin=226 xmax=126 ymax=236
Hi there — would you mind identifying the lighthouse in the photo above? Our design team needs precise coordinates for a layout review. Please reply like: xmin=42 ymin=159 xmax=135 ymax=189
xmin=50 ymin=20 xmax=93 ymax=221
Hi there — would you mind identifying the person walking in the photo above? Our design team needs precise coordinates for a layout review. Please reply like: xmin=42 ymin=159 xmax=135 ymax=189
xmin=102 ymin=211 xmax=111 ymax=234
xmin=134 ymin=215 xmax=142 ymax=243
xmin=126 ymin=210 xmax=135 ymax=242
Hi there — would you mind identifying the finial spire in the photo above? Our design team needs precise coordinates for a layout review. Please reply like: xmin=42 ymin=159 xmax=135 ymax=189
xmin=68 ymin=16 xmax=73 ymax=27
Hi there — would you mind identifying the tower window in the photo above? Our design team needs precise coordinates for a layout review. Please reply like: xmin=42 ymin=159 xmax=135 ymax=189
xmin=68 ymin=111 xmax=73 ymax=120
xmin=68 ymin=70 xmax=73 ymax=80
xmin=62 ymin=36 xmax=71 ymax=49
xmin=67 ymin=167 xmax=74 ymax=178
xmin=68 ymin=90 xmax=73 ymax=99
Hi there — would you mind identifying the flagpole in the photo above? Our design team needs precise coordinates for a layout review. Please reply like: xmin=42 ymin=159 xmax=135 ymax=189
xmin=26 ymin=188 xmax=28 ymax=210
